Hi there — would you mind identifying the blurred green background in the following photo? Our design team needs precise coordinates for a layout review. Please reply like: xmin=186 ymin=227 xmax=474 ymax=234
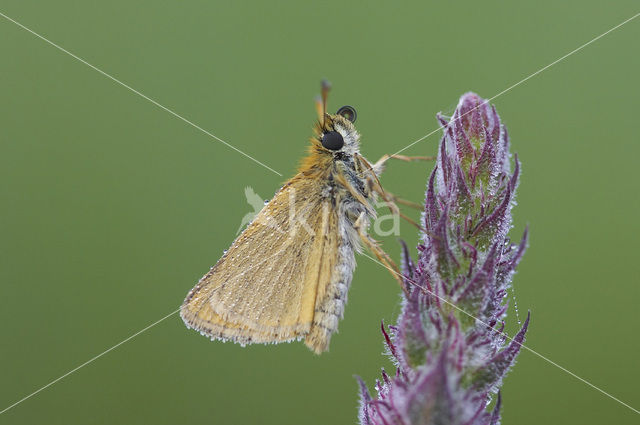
xmin=1 ymin=1 xmax=639 ymax=424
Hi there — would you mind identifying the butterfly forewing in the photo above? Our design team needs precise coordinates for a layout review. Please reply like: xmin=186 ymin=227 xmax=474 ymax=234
xmin=180 ymin=176 xmax=341 ymax=349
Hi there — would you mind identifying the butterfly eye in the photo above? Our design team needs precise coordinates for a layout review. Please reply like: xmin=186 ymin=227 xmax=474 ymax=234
xmin=322 ymin=131 xmax=344 ymax=151
xmin=336 ymin=105 xmax=357 ymax=123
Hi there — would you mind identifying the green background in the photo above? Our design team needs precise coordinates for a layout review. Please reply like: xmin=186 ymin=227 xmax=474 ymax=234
xmin=1 ymin=1 xmax=639 ymax=424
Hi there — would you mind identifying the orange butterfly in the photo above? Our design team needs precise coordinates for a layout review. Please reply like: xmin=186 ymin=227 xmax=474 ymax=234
xmin=181 ymin=82 xmax=430 ymax=353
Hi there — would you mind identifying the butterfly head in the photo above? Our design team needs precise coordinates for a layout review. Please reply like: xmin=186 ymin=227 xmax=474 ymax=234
xmin=316 ymin=108 xmax=360 ymax=157
xmin=313 ymin=80 xmax=360 ymax=157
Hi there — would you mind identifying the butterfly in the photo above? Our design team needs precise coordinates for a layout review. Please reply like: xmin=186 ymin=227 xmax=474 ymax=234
xmin=180 ymin=81 xmax=429 ymax=353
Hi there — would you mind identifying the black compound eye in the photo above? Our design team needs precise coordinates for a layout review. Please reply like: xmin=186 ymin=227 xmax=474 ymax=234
xmin=336 ymin=105 xmax=357 ymax=123
xmin=321 ymin=131 xmax=344 ymax=151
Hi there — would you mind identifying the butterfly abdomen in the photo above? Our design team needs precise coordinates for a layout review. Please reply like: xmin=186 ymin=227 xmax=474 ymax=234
xmin=304 ymin=194 xmax=367 ymax=353
xmin=305 ymin=238 xmax=356 ymax=353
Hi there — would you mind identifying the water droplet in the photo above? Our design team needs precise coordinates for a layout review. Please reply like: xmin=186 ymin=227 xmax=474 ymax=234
xmin=511 ymin=284 xmax=521 ymax=325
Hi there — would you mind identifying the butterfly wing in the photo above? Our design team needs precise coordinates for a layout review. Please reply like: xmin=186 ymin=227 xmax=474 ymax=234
xmin=180 ymin=176 xmax=344 ymax=351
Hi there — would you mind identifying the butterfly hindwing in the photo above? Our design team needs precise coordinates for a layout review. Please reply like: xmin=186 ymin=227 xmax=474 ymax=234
xmin=180 ymin=176 xmax=342 ymax=349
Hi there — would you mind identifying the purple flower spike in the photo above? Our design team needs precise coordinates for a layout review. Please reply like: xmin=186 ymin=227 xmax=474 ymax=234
xmin=358 ymin=93 xmax=529 ymax=424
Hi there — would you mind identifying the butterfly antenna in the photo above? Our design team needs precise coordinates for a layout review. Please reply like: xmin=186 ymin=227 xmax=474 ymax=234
xmin=314 ymin=95 xmax=324 ymax=125
xmin=320 ymin=79 xmax=331 ymax=128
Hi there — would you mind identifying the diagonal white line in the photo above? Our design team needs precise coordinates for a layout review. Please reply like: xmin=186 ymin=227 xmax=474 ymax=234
xmin=0 ymin=11 xmax=283 ymax=177
xmin=0 ymin=309 xmax=180 ymax=416
xmin=360 ymin=252 xmax=640 ymax=415
xmin=1 ymin=5 xmax=638 ymax=419
xmin=389 ymin=11 xmax=640 ymax=159
xmin=0 ymin=240 xmax=301 ymax=415
xmin=4 ymin=252 xmax=637 ymax=416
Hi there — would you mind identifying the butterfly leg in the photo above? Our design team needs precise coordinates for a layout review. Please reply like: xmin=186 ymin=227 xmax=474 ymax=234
xmin=354 ymin=212 xmax=407 ymax=293
xmin=353 ymin=154 xmax=426 ymax=231
xmin=378 ymin=191 xmax=426 ymax=233
xmin=381 ymin=191 xmax=423 ymax=210
xmin=361 ymin=171 xmax=427 ymax=233
xmin=371 ymin=154 xmax=436 ymax=175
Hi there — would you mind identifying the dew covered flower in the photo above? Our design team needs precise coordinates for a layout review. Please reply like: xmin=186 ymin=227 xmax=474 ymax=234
xmin=358 ymin=93 xmax=529 ymax=425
